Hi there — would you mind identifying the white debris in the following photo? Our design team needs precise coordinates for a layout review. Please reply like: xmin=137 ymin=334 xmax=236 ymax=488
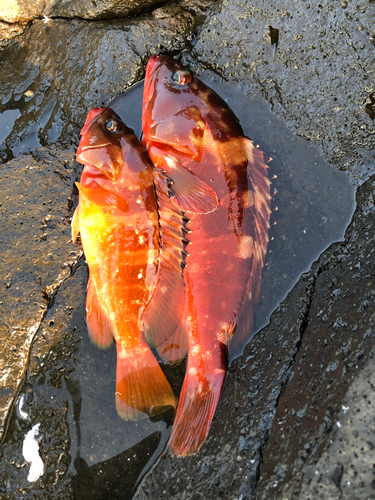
xmin=22 ymin=424 xmax=44 ymax=482
xmin=17 ymin=394 xmax=29 ymax=422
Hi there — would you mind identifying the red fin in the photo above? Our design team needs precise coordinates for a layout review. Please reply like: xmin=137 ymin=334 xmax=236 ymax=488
xmin=71 ymin=208 xmax=79 ymax=243
xmin=168 ymin=366 xmax=226 ymax=457
xmin=115 ymin=341 xmax=176 ymax=420
xmin=86 ymin=278 xmax=114 ymax=349
xmin=161 ymin=156 xmax=219 ymax=214
xmin=143 ymin=169 xmax=188 ymax=364
xmin=75 ymin=181 xmax=129 ymax=212
xmin=228 ymin=138 xmax=271 ymax=356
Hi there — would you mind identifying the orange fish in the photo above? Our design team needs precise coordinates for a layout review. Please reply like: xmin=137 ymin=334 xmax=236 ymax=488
xmin=73 ymin=107 xmax=176 ymax=420
xmin=142 ymin=55 xmax=271 ymax=455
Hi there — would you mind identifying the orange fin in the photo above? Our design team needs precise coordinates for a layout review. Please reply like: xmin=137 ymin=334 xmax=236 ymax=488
xmin=86 ymin=278 xmax=114 ymax=349
xmin=71 ymin=208 xmax=79 ymax=243
xmin=143 ymin=169 xmax=188 ymax=364
xmin=160 ymin=156 xmax=219 ymax=214
xmin=168 ymin=365 xmax=226 ymax=456
xmin=228 ymin=138 xmax=271 ymax=357
xmin=75 ymin=181 xmax=129 ymax=212
xmin=115 ymin=341 xmax=176 ymax=420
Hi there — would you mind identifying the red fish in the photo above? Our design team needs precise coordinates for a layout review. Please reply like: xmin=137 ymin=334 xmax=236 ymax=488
xmin=142 ymin=55 xmax=271 ymax=456
xmin=73 ymin=107 xmax=177 ymax=420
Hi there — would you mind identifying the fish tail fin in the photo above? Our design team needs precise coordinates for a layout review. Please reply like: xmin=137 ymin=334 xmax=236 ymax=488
xmin=115 ymin=340 xmax=176 ymax=421
xmin=168 ymin=342 xmax=227 ymax=457
xmin=86 ymin=278 xmax=114 ymax=349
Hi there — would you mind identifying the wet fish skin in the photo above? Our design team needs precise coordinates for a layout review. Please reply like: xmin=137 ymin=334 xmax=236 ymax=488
xmin=142 ymin=55 xmax=271 ymax=456
xmin=73 ymin=107 xmax=176 ymax=420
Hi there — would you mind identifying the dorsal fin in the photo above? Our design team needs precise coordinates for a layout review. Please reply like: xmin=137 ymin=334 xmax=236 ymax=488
xmin=228 ymin=138 xmax=272 ymax=357
xmin=143 ymin=169 xmax=189 ymax=364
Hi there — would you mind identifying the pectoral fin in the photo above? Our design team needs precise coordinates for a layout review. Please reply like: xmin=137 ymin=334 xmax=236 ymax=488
xmin=71 ymin=208 xmax=79 ymax=243
xmin=75 ymin=181 xmax=129 ymax=212
xmin=158 ymin=156 xmax=219 ymax=215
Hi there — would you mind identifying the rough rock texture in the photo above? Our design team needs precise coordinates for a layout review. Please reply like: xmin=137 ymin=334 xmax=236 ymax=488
xmin=183 ymin=0 xmax=375 ymax=182
xmin=257 ymin=174 xmax=375 ymax=499
xmin=0 ymin=20 xmax=27 ymax=46
xmin=300 ymin=349 xmax=375 ymax=499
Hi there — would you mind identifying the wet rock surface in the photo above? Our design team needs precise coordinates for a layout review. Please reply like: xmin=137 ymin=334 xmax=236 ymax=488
xmin=0 ymin=0 xmax=374 ymax=498
xmin=183 ymin=0 xmax=375 ymax=182
xmin=0 ymin=147 xmax=81 ymax=445
xmin=0 ymin=0 xmax=168 ymax=23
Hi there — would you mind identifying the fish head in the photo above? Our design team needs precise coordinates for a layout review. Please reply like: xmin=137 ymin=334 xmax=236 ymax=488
xmin=76 ymin=107 xmax=131 ymax=180
xmin=142 ymin=55 xmax=206 ymax=159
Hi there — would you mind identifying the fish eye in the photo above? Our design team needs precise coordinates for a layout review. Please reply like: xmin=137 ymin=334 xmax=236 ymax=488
xmin=105 ymin=119 xmax=122 ymax=132
xmin=171 ymin=70 xmax=193 ymax=86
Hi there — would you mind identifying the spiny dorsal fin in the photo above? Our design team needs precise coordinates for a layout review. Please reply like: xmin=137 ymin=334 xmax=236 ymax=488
xmin=143 ymin=169 xmax=189 ymax=364
xmin=228 ymin=137 xmax=271 ymax=357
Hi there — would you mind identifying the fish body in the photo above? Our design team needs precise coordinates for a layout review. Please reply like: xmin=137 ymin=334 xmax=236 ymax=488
xmin=73 ymin=107 xmax=175 ymax=420
xmin=142 ymin=55 xmax=271 ymax=455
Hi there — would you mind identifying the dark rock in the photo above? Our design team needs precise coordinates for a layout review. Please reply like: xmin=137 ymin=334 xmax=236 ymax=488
xmin=257 ymin=174 xmax=375 ymax=499
xmin=0 ymin=7 xmax=199 ymax=163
